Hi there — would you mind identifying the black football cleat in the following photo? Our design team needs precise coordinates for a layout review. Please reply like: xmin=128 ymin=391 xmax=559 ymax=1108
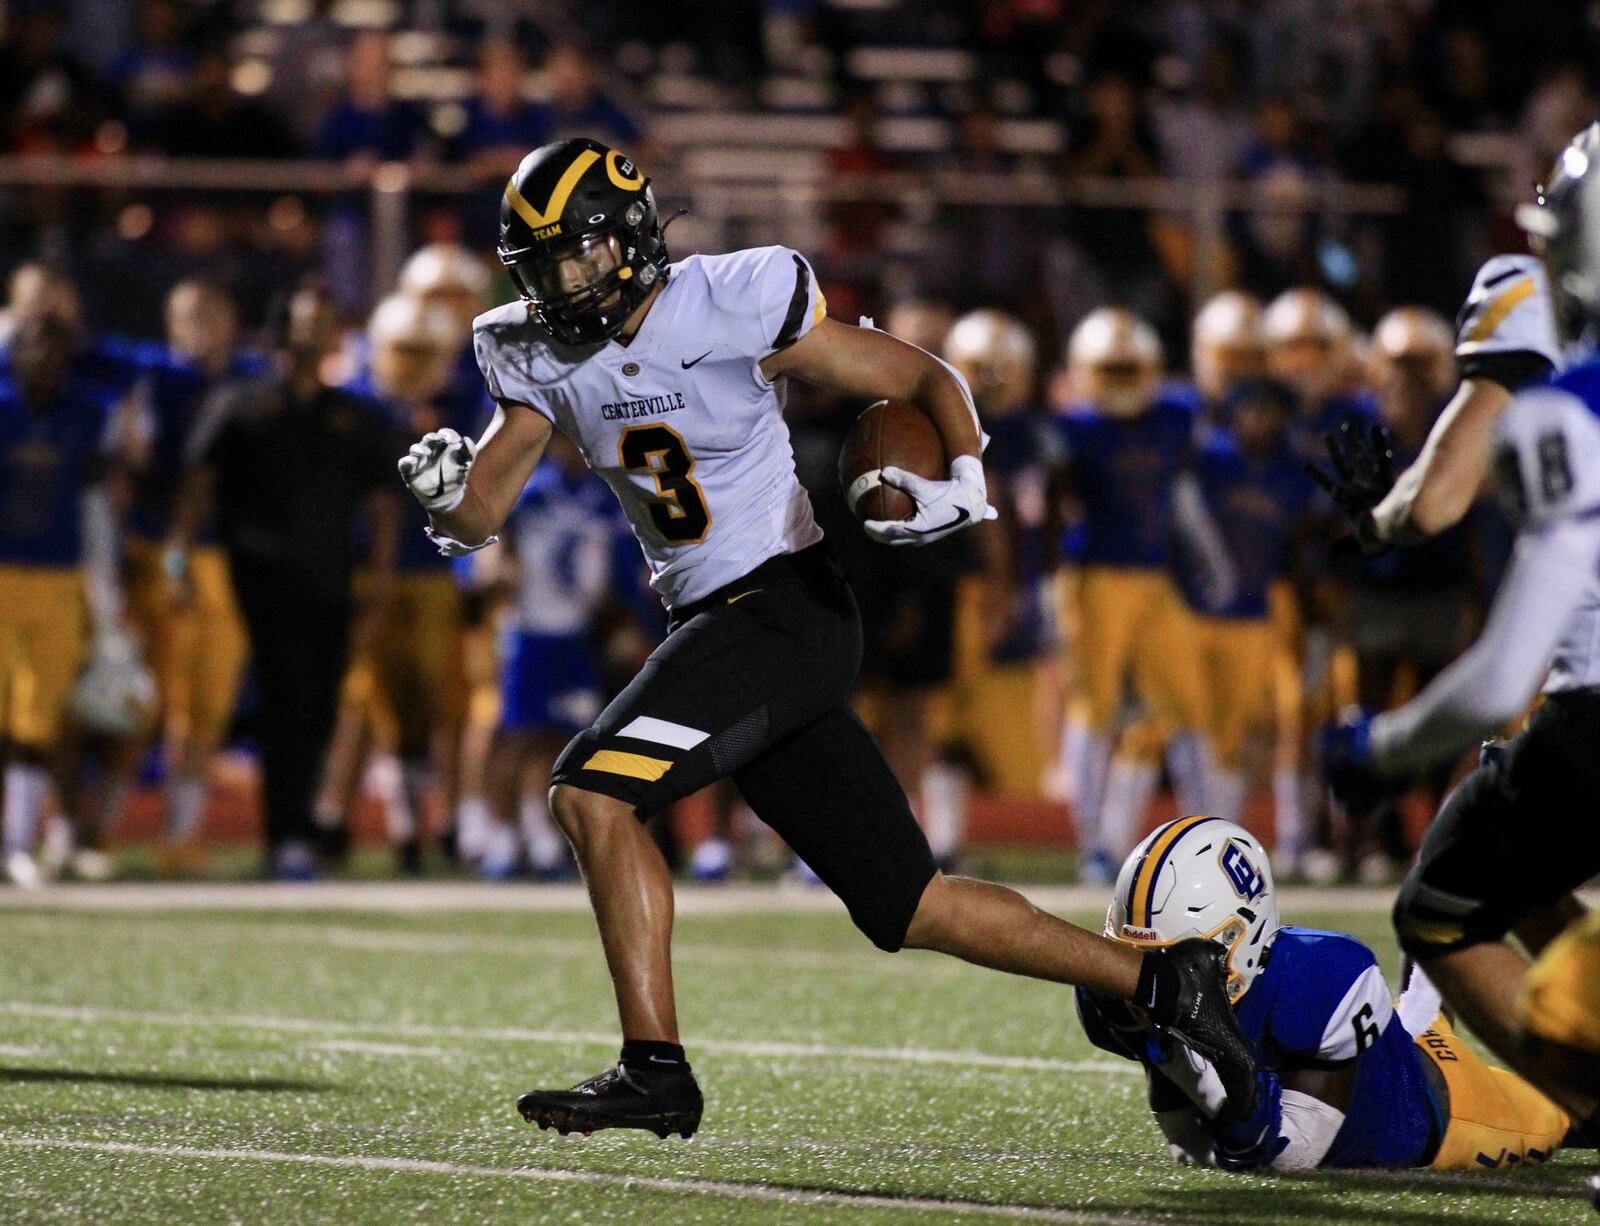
xmin=1137 ymin=938 xmax=1259 ymax=1121
xmin=517 ymin=1062 xmax=703 ymax=1139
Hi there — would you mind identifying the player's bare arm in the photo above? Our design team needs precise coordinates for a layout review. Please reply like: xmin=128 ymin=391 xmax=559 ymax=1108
xmin=761 ymin=316 xmax=981 ymax=459
xmin=1369 ymin=376 xmax=1509 ymax=544
xmin=766 ymin=316 xmax=993 ymax=545
xmin=404 ymin=400 xmax=553 ymax=549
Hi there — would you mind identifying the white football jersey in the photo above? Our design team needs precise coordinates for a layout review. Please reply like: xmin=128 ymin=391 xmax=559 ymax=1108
xmin=474 ymin=246 xmax=827 ymax=609
xmin=1492 ymin=376 xmax=1600 ymax=692
xmin=1454 ymin=254 xmax=1565 ymax=381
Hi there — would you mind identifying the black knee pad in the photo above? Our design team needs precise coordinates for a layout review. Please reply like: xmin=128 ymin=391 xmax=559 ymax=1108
xmin=1393 ymin=866 xmax=1495 ymax=959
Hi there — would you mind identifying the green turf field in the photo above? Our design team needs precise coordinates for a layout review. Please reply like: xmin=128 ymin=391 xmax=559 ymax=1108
xmin=0 ymin=884 xmax=1590 ymax=1224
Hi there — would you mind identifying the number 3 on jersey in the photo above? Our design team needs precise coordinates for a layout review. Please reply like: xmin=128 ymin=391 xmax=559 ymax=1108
xmin=619 ymin=424 xmax=711 ymax=544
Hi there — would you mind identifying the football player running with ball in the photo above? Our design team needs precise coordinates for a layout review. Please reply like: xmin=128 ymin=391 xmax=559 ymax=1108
xmin=398 ymin=138 xmax=1257 ymax=1140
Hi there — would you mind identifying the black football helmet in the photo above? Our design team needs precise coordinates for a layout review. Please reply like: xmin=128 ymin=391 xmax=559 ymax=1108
xmin=497 ymin=138 xmax=668 ymax=346
xmin=1518 ymin=122 xmax=1600 ymax=345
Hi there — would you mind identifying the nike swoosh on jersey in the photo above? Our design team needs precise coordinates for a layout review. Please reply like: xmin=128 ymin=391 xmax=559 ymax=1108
xmin=681 ymin=351 xmax=713 ymax=369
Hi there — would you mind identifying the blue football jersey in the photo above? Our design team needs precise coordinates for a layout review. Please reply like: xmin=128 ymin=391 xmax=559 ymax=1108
xmin=1054 ymin=394 xmax=1198 ymax=568
xmin=1078 ymin=927 xmax=1442 ymax=1169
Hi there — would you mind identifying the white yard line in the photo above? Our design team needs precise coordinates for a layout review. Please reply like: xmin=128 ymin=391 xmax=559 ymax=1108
xmin=0 ymin=1136 xmax=1183 ymax=1225
xmin=0 ymin=880 xmax=1439 ymax=915
xmin=0 ymin=1001 xmax=1136 ymax=1077
xmin=1 ymin=910 xmax=967 ymax=976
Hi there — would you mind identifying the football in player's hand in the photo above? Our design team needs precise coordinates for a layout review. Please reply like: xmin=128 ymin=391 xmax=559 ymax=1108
xmin=838 ymin=399 xmax=947 ymax=522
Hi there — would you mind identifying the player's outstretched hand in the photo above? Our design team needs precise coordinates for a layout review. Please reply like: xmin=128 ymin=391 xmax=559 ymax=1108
xmin=1305 ymin=420 xmax=1395 ymax=554
xmin=399 ymin=428 xmax=477 ymax=513
xmin=864 ymin=455 xmax=997 ymax=546
xmin=1320 ymin=708 xmax=1408 ymax=815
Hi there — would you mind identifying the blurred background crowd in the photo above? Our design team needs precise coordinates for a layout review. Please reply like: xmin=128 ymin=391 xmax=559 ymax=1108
xmin=0 ymin=0 xmax=1594 ymax=885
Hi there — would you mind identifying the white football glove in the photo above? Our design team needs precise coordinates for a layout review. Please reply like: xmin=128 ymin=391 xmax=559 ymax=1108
xmin=863 ymin=454 xmax=997 ymax=546
xmin=399 ymin=428 xmax=476 ymax=513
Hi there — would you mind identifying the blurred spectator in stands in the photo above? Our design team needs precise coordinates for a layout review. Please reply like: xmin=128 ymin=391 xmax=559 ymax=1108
xmin=0 ymin=6 xmax=115 ymax=153
xmin=1150 ymin=41 xmax=1253 ymax=295
xmin=455 ymin=39 xmax=548 ymax=180
xmin=925 ymin=99 xmax=1034 ymax=309
xmin=257 ymin=0 xmax=348 ymax=145
xmin=155 ymin=44 xmax=299 ymax=160
xmin=313 ymin=31 xmax=426 ymax=172
xmin=109 ymin=0 xmax=195 ymax=140
xmin=532 ymin=42 xmax=643 ymax=151
xmin=1153 ymin=42 xmax=1252 ymax=184
xmin=763 ymin=0 xmax=823 ymax=75
xmin=821 ymin=90 xmax=897 ymax=298
xmin=1231 ymin=96 xmax=1324 ymax=295
xmin=1376 ymin=102 xmax=1485 ymax=315
xmin=1426 ymin=26 xmax=1511 ymax=136
xmin=315 ymin=31 xmax=430 ymax=314
xmin=1046 ymin=71 xmax=1170 ymax=338
xmin=972 ymin=0 xmax=1066 ymax=92
xmin=178 ymin=280 xmax=397 ymax=879
xmin=453 ymin=39 xmax=549 ymax=239
xmin=1510 ymin=62 xmax=1598 ymax=206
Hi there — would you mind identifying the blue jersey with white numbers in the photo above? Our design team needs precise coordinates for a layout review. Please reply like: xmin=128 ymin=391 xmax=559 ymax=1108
xmin=508 ymin=460 xmax=647 ymax=636
xmin=1078 ymin=927 xmax=1441 ymax=1169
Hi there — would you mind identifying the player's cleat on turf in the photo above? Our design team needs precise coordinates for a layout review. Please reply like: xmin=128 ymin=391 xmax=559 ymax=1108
xmin=1137 ymin=939 xmax=1259 ymax=1121
xmin=517 ymin=1061 xmax=703 ymax=1139
xmin=68 ymin=848 xmax=115 ymax=882
xmin=4 ymin=849 xmax=43 ymax=889
xmin=690 ymin=837 xmax=732 ymax=882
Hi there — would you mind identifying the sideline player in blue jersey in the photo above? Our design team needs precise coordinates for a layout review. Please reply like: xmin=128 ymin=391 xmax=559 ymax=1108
xmin=1179 ymin=380 xmax=1316 ymax=846
xmin=1054 ymin=307 xmax=1231 ymax=880
xmin=137 ymin=281 xmax=265 ymax=870
xmin=0 ymin=313 xmax=128 ymax=886
xmin=1077 ymin=816 xmax=1570 ymax=1171
xmin=317 ymin=293 xmax=491 ymax=870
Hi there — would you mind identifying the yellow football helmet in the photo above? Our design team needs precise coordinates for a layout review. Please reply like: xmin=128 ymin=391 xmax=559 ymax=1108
xmin=368 ymin=293 xmax=458 ymax=402
xmin=397 ymin=243 xmax=492 ymax=337
xmin=1067 ymin=307 xmax=1163 ymax=418
xmin=1191 ymin=290 xmax=1265 ymax=404
xmin=944 ymin=308 xmax=1036 ymax=417
xmin=1262 ymin=287 xmax=1353 ymax=402
xmin=1370 ymin=306 xmax=1457 ymax=408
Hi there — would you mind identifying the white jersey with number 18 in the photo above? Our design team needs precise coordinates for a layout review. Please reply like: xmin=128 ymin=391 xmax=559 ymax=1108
xmin=473 ymin=245 xmax=827 ymax=610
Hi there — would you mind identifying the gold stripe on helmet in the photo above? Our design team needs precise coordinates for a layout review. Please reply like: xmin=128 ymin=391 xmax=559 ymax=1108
xmin=1466 ymin=277 xmax=1535 ymax=344
xmin=504 ymin=148 xmax=602 ymax=234
xmin=1131 ymin=814 xmax=1214 ymax=927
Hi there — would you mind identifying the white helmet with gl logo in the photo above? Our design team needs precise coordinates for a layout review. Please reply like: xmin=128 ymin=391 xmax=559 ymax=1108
xmin=1107 ymin=816 xmax=1280 ymax=1003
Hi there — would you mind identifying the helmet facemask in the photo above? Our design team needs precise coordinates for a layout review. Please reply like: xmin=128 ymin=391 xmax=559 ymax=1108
xmin=503 ymin=223 xmax=657 ymax=347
